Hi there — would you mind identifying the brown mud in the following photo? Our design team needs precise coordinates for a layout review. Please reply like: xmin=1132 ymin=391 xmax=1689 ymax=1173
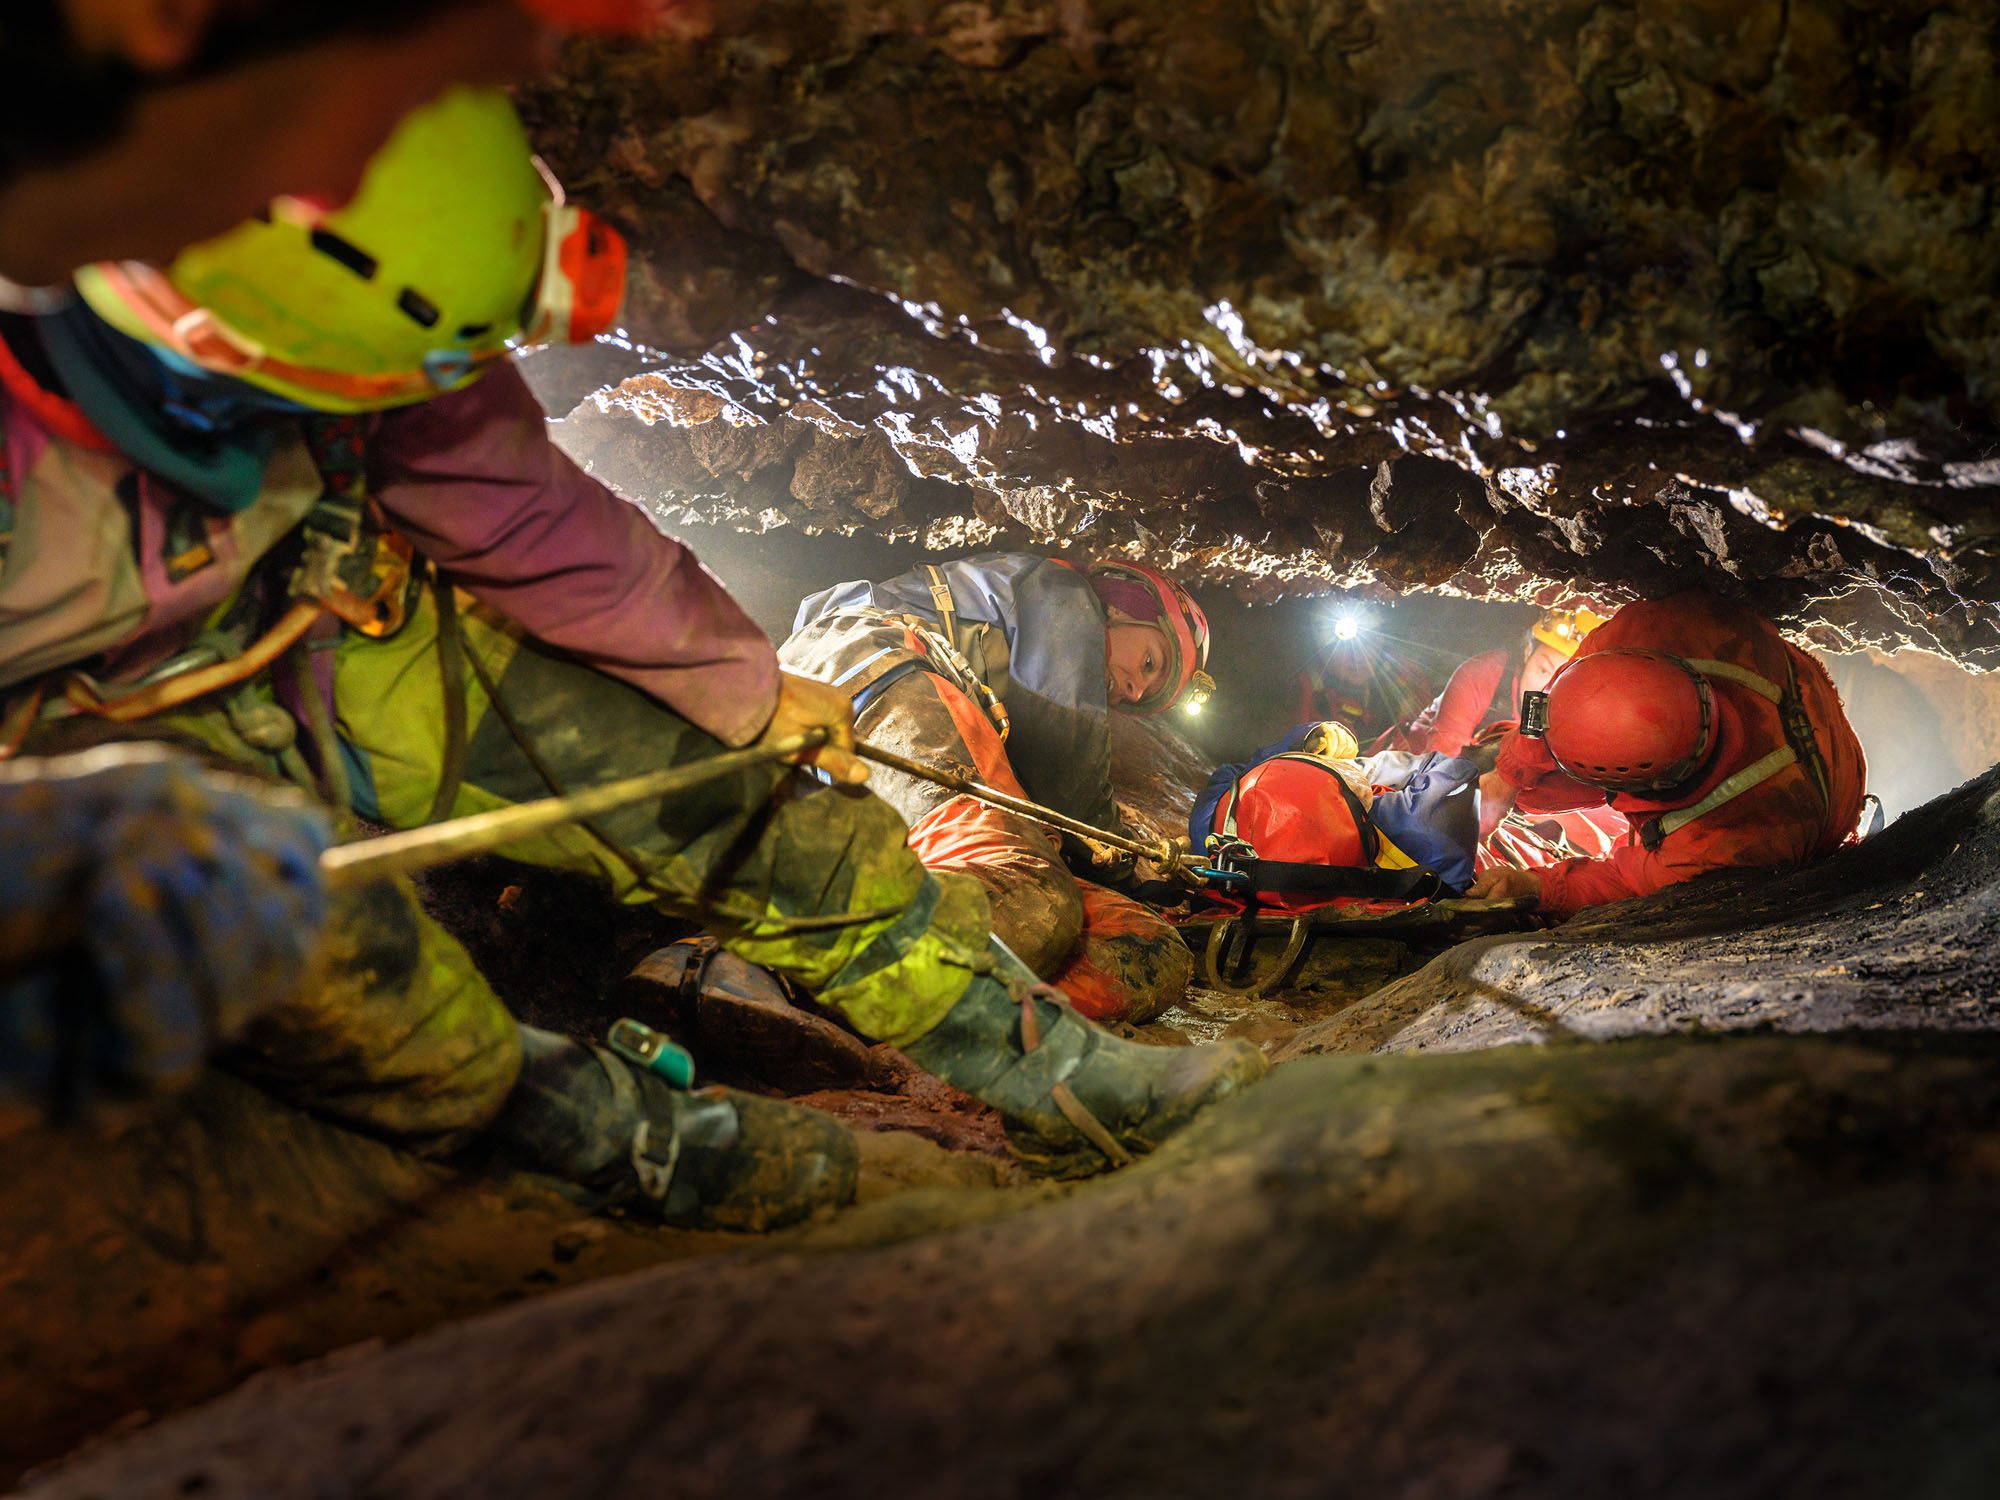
xmin=11 ymin=748 xmax=1999 ymax=1496
xmin=26 ymin=1032 xmax=2000 ymax=1500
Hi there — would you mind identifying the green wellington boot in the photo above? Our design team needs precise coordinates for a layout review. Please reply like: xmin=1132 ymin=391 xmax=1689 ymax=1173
xmin=902 ymin=939 xmax=1268 ymax=1177
xmin=493 ymin=1025 xmax=859 ymax=1232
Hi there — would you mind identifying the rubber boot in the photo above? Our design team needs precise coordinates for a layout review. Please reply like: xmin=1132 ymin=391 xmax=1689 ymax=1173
xmin=902 ymin=940 xmax=1267 ymax=1177
xmin=492 ymin=1026 xmax=858 ymax=1232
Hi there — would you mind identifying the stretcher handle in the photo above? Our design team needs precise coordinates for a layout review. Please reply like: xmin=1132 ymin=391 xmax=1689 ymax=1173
xmin=852 ymin=739 xmax=1183 ymax=870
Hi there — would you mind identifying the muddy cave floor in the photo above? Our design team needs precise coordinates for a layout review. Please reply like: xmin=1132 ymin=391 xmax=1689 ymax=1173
xmin=13 ymin=765 xmax=2000 ymax=1497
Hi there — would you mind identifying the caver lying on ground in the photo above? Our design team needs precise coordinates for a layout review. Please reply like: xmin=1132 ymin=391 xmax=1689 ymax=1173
xmin=783 ymin=552 xmax=1215 ymax=1027
xmin=1467 ymin=594 xmax=1868 ymax=917
xmin=1191 ymin=721 xmax=1483 ymax=902
xmin=0 ymin=89 xmax=1262 ymax=1209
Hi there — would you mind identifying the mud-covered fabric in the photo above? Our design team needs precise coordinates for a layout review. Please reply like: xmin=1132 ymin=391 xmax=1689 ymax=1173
xmin=223 ymin=876 xmax=522 ymax=1153
xmin=786 ymin=552 xmax=1119 ymax=829
xmin=7 ymin=721 xmax=522 ymax=1147
xmin=874 ymin=670 xmax=1189 ymax=1024
xmin=0 ymin=747 xmax=331 ymax=1117
xmin=334 ymin=585 xmax=989 ymax=1047
xmin=1047 ymin=884 xmax=1192 ymax=1026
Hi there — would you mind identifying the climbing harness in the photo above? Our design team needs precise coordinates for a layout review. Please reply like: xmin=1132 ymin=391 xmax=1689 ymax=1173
xmin=4 ymin=412 xmax=417 ymax=748
xmin=1632 ymin=657 xmax=1833 ymax=852
xmin=821 ymin=582 xmax=1013 ymax=744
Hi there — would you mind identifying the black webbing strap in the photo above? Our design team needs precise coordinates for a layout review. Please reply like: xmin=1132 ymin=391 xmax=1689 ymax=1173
xmin=424 ymin=567 xmax=468 ymax=826
xmin=1781 ymin=656 xmax=1833 ymax=812
xmin=1239 ymin=860 xmax=1443 ymax=900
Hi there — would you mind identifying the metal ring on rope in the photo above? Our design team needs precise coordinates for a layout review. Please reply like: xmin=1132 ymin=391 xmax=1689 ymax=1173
xmin=1202 ymin=913 xmax=1312 ymax=998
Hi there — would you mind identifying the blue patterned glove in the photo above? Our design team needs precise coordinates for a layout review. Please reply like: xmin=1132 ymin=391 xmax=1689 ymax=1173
xmin=0 ymin=745 xmax=332 ymax=1118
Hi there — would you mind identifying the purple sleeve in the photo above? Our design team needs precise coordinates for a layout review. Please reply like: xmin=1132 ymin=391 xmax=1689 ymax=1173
xmin=369 ymin=364 xmax=780 ymax=747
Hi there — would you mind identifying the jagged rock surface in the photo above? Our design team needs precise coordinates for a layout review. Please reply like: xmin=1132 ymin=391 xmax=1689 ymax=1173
xmin=518 ymin=0 xmax=2000 ymax=664
xmin=1280 ymin=761 xmax=2000 ymax=1057
xmin=29 ymin=1034 xmax=2000 ymax=1499
xmin=28 ymin=772 xmax=2000 ymax=1500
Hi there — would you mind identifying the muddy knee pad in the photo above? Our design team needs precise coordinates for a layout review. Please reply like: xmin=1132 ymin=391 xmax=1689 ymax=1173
xmin=907 ymin=795 xmax=1082 ymax=977
xmin=226 ymin=878 xmax=523 ymax=1154
xmin=1048 ymin=884 xmax=1192 ymax=1025
xmin=849 ymin=676 xmax=978 ymax=829
xmin=970 ymin=862 xmax=1084 ymax=977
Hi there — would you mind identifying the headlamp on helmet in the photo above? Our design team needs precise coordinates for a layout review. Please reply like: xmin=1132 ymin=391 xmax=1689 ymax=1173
xmin=1519 ymin=690 xmax=1551 ymax=738
xmin=1531 ymin=607 xmax=1610 ymax=658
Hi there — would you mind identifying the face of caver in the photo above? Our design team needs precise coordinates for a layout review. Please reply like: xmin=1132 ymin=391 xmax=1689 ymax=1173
xmin=1105 ymin=620 xmax=1171 ymax=708
xmin=1520 ymin=641 xmax=1570 ymax=697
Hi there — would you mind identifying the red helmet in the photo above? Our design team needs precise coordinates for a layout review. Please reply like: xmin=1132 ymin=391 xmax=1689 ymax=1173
xmin=1088 ymin=560 xmax=1212 ymax=715
xmin=1538 ymin=649 xmax=1715 ymax=793
xmin=1214 ymin=756 xmax=1373 ymax=868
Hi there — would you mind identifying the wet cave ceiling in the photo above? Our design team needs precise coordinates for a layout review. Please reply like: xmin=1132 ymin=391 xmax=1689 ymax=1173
xmin=513 ymin=0 xmax=2000 ymax=667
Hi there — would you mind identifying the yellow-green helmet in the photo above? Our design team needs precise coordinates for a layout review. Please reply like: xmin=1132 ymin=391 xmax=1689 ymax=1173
xmin=76 ymin=85 xmax=622 ymax=413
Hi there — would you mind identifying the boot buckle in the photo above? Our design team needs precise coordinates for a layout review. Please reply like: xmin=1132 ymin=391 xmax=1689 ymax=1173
xmin=608 ymin=1017 xmax=696 ymax=1088
xmin=628 ymin=1117 xmax=683 ymax=1201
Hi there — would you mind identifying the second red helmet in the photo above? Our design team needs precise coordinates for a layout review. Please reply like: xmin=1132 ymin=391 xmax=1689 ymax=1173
xmin=1537 ymin=648 xmax=1715 ymax=793
xmin=1214 ymin=756 xmax=1373 ymax=868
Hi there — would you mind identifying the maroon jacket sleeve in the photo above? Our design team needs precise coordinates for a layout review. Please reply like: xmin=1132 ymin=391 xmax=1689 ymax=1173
xmin=369 ymin=364 xmax=780 ymax=747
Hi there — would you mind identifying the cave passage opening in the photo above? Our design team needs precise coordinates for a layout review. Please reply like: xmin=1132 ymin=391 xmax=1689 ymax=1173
xmin=643 ymin=506 xmax=1998 ymax=826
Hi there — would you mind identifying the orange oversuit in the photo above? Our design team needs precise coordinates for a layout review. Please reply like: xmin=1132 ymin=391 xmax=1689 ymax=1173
xmin=1493 ymin=594 xmax=1867 ymax=917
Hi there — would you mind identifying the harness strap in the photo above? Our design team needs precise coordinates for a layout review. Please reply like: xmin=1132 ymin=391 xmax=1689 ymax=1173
xmin=1638 ymin=746 xmax=1796 ymax=852
xmin=424 ymin=569 xmax=469 ymax=826
xmin=1779 ymin=656 xmax=1833 ymax=811
xmin=923 ymin=564 xmax=958 ymax=644
xmin=1634 ymin=654 xmax=1833 ymax=851
xmin=296 ymin=415 xmax=417 ymax=638
xmin=812 ymin=601 xmax=1011 ymax=742
xmin=1681 ymin=659 xmax=1781 ymax=703
xmin=1239 ymin=860 xmax=1441 ymax=900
